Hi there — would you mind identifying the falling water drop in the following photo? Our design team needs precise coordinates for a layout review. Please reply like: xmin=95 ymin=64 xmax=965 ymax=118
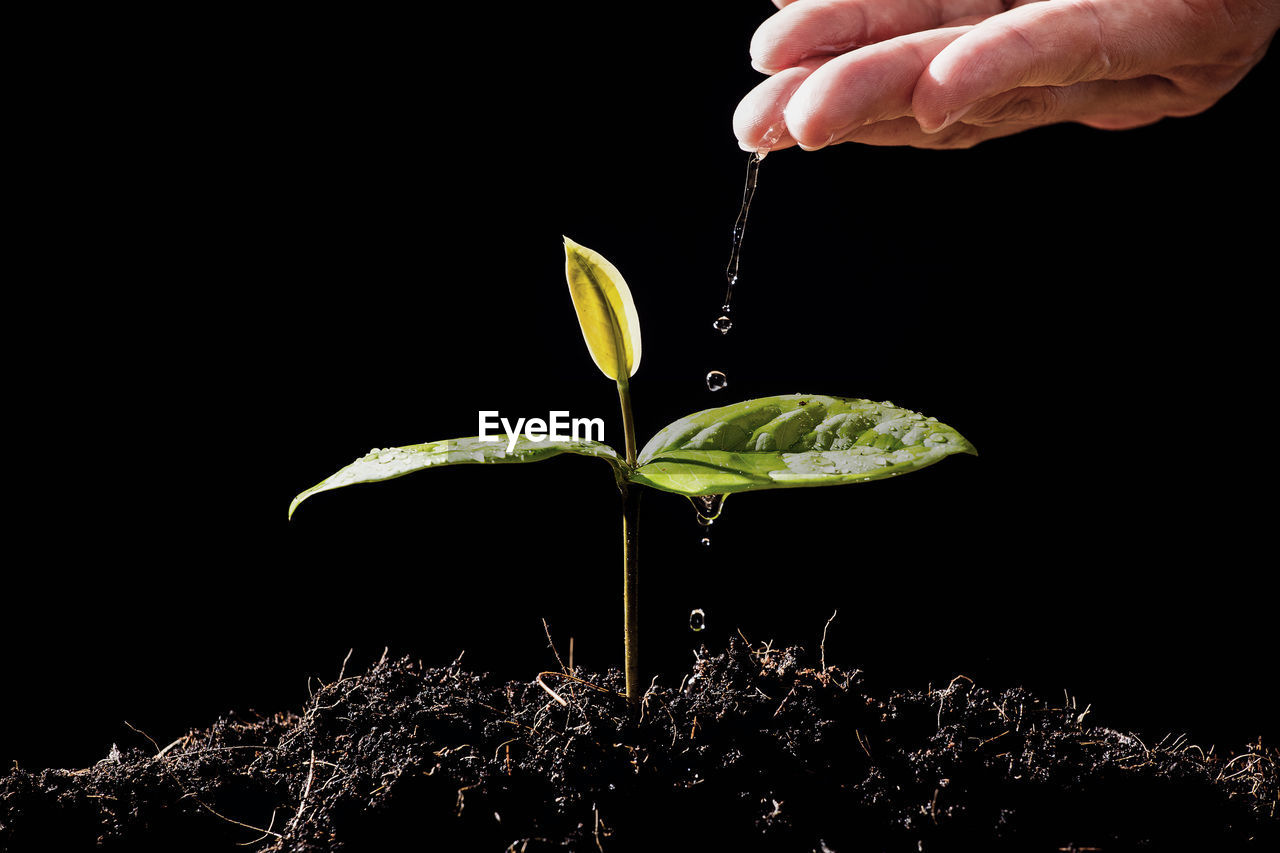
xmin=713 ymin=314 xmax=733 ymax=334
xmin=689 ymin=608 xmax=707 ymax=631
xmin=705 ymin=370 xmax=728 ymax=392
xmin=700 ymin=537 xmax=712 ymax=548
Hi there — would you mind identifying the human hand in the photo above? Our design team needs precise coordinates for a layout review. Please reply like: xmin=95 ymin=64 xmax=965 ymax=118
xmin=733 ymin=0 xmax=1280 ymax=150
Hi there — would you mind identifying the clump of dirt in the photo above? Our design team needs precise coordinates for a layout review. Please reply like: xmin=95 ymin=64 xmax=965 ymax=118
xmin=2 ymin=637 xmax=1276 ymax=852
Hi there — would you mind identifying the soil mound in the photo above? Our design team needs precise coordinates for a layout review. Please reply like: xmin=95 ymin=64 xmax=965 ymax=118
xmin=2 ymin=638 xmax=1275 ymax=851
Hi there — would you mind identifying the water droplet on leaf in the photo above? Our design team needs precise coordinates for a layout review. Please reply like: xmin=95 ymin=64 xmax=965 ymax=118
xmin=689 ymin=494 xmax=727 ymax=527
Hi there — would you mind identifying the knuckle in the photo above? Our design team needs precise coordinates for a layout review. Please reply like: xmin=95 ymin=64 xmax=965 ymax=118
xmin=1173 ymin=61 xmax=1252 ymax=97
xmin=968 ymin=87 xmax=1065 ymax=126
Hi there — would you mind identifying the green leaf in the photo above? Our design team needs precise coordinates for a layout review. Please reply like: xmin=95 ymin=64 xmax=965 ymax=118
xmin=631 ymin=394 xmax=975 ymax=497
xmin=563 ymin=236 xmax=642 ymax=381
xmin=289 ymin=436 xmax=623 ymax=519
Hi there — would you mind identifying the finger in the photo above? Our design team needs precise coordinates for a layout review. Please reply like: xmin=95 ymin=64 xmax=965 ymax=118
xmin=863 ymin=74 xmax=1196 ymax=149
xmin=733 ymin=58 xmax=831 ymax=152
xmin=781 ymin=27 xmax=971 ymax=150
xmin=751 ymin=0 xmax=1003 ymax=73
xmin=913 ymin=0 xmax=1201 ymax=132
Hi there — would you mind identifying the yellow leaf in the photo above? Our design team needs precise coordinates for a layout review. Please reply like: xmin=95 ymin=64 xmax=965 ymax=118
xmin=563 ymin=236 xmax=642 ymax=381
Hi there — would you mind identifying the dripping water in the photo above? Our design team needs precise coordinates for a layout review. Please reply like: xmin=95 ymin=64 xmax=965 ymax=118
xmin=705 ymin=152 xmax=761 ymax=393
xmin=689 ymin=493 xmax=727 ymax=527
xmin=708 ymin=125 xmax=783 ymax=391
xmin=691 ymin=493 xmax=726 ymax=548
xmin=718 ymin=151 xmax=762 ymax=326
xmin=717 ymin=123 xmax=783 ymax=329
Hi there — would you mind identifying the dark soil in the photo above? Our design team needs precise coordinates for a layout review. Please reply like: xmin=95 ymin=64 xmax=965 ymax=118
xmin=2 ymin=637 xmax=1275 ymax=852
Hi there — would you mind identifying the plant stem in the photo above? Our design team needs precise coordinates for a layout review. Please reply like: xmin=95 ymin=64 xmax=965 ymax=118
xmin=616 ymin=377 xmax=640 ymax=704
xmin=616 ymin=377 xmax=637 ymax=468
xmin=621 ymin=484 xmax=642 ymax=704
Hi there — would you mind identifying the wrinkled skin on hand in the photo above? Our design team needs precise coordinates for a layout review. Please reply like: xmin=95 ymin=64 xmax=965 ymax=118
xmin=734 ymin=0 xmax=1280 ymax=150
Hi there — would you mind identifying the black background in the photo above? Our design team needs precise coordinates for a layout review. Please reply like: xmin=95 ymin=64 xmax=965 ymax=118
xmin=6 ymin=2 xmax=1276 ymax=777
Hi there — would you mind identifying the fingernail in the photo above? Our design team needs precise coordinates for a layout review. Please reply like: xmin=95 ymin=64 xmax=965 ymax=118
xmin=796 ymin=132 xmax=834 ymax=152
xmin=750 ymin=58 xmax=780 ymax=75
xmin=923 ymin=104 xmax=972 ymax=134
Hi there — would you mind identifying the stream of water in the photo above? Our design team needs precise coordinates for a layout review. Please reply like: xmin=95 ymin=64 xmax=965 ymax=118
xmin=697 ymin=128 xmax=783 ymax=542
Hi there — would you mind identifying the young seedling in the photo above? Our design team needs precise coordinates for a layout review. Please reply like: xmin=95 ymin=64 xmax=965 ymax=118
xmin=290 ymin=237 xmax=976 ymax=703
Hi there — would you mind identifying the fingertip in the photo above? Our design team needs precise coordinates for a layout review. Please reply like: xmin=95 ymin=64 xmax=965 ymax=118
xmin=747 ymin=1 xmax=812 ymax=79
xmin=731 ymin=97 xmax=766 ymax=150
xmin=735 ymin=121 xmax=793 ymax=155
xmin=778 ymin=67 xmax=844 ymax=151
xmin=781 ymin=105 xmax=830 ymax=151
xmin=733 ymin=63 xmax=820 ymax=153
xmin=913 ymin=40 xmax=980 ymax=133
xmin=748 ymin=31 xmax=785 ymax=77
xmin=918 ymin=103 xmax=973 ymax=134
xmin=780 ymin=113 xmax=833 ymax=151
